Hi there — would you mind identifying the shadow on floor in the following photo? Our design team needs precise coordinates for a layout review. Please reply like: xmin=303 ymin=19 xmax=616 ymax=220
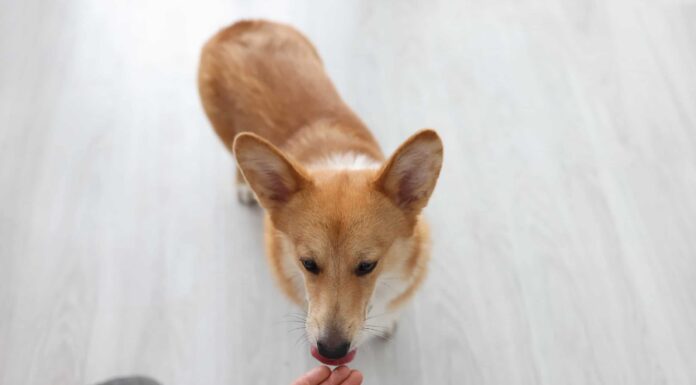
xmin=96 ymin=377 xmax=162 ymax=385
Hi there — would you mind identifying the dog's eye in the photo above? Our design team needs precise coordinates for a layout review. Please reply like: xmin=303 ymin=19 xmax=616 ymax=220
xmin=355 ymin=261 xmax=377 ymax=276
xmin=301 ymin=259 xmax=320 ymax=274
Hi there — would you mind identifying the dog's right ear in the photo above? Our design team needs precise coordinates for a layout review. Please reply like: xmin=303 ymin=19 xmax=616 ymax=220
xmin=233 ymin=133 xmax=311 ymax=210
xmin=374 ymin=129 xmax=443 ymax=214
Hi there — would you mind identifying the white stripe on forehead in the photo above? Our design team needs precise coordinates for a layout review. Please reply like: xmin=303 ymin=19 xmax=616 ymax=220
xmin=308 ymin=152 xmax=382 ymax=171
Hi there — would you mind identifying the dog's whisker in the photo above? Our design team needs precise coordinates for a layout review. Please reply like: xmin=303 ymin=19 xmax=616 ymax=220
xmin=283 ymin=313 xmax=308 ymax=324
xmin=360 ymin=329 xmax=390 ymax=341
xmin=362 ymin=327 xmax=389 ymax=334
xmin=284 ymin=312 xmax=307 ymax=319
xmin=278 ymin=321 xmax=306 ymax=328
xmin=283 ymin=318 xmax=305 ymax=323
xmin=361 ymin=322 xmax=394 ymax=341
xmin=365 ymin=311 xmax=391 ymax=321
xmin=363 ymin=323 xmax=389 ymax=329
xmin=293 ymin=329 xmax=310 ymax=348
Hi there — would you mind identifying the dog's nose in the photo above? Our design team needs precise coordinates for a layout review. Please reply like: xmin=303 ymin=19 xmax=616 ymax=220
xmin=317 ymin=338 xmax=351 ymax=359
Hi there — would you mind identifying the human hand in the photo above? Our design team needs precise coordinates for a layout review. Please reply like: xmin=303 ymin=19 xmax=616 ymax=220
xmin=291 ymin=366 xmax=363 ymax=385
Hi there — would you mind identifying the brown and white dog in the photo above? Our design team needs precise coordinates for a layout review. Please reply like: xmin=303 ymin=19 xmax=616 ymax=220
xmin=198 ymin=20 xmax=443 ymax=365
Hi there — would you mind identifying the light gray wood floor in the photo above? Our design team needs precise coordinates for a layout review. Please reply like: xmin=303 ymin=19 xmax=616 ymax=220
xmin=1 ymin=0 xmax=696 ymax=384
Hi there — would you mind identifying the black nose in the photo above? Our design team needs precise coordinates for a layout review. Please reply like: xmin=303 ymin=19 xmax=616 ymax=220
xmin=317 ymin=339 xmax=351 ymax=359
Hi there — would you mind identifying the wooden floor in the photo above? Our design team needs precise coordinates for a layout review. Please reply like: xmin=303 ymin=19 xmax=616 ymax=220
xmin=2 ymin=0 xmax=696 ymax=384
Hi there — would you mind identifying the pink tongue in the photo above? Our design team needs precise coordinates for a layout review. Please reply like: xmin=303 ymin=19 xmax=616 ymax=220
xmin=310 ymin=346 xmax=357 ymax=366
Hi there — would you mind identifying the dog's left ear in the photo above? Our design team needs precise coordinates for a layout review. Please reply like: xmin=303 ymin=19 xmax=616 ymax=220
xmin=233 ymin=133 xmax=311 ymax=210
xmin=374 ymin=129 xmax=443 ymax=213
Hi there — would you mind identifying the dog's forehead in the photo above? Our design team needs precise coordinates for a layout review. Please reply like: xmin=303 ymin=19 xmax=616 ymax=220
xmin=308 ymin=171 xmax=384 ymax=218
xmin=288 ymin=170 xmax=405 ymax=254
xmin=293 ymin=203 xmax=390 ymax=257
xmin=299 ymin=210 xmax=383 ymax=252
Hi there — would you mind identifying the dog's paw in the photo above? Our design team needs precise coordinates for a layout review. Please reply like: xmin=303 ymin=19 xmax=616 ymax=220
xmin=236 ymin=183 xmax=257 ymax=205
xmin=383 ymin=320 xmax=398 ymax=339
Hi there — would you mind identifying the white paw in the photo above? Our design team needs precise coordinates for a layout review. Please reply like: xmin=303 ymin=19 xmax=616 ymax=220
xmin=236 ymin=183 xmax=257 ymax=205
xmin=384 ymin=320 xmax=398 ymax=338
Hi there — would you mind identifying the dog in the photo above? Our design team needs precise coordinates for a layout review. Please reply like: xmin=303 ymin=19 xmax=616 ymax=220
xmin=198 ymin=20 xmax=443 ymax=365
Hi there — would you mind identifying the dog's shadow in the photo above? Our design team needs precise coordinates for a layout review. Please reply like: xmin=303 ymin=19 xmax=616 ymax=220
xmin=95 ymin=376 xmax=161 ymax=385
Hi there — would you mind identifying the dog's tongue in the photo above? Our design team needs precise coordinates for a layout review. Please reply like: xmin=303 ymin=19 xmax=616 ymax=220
xmin=310 ymin=346 xmax=357 ymax=366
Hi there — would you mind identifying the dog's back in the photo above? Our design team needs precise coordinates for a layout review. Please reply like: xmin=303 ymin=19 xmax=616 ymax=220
xmin=198 ymin=20 xmax=376 ymax=160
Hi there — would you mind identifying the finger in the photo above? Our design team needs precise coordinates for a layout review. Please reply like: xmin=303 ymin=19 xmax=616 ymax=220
xmin=319 ymin=366 xmax=351 ymax=385
xmin=292 ymin=366 xmax=332 ymax=385
xmin=339 ymin=370 xmax=363 ymax=385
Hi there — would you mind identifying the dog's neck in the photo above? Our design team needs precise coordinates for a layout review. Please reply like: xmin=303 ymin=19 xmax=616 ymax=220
xmin=282 ymin=119 xmax=384 ymax=169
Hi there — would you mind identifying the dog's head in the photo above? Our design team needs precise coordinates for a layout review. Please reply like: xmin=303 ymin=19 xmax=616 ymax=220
xmin=234 ymin=130 xmax=442 ymax=363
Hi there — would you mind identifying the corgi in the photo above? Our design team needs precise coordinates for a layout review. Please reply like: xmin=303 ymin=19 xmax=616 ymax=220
xmin=198 ymin=20 xmax=443 ymax=365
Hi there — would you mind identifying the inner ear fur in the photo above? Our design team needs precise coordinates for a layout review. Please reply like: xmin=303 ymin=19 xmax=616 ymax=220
xmin=233 ymin=132 xmax=311 ymax=209
xmin=373 ymin=129 xmax=443 ymax=213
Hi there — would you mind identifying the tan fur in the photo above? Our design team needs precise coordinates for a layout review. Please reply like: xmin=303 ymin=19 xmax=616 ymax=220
xmin=198 ymin=20 xmax=443 ymax=352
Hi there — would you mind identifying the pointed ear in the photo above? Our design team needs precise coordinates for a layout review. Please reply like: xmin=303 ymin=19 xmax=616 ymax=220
xmin=233 ymin=133 xmax=310 ymax=210
xmin=374 ymin=129 xmax=443 ymax=213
